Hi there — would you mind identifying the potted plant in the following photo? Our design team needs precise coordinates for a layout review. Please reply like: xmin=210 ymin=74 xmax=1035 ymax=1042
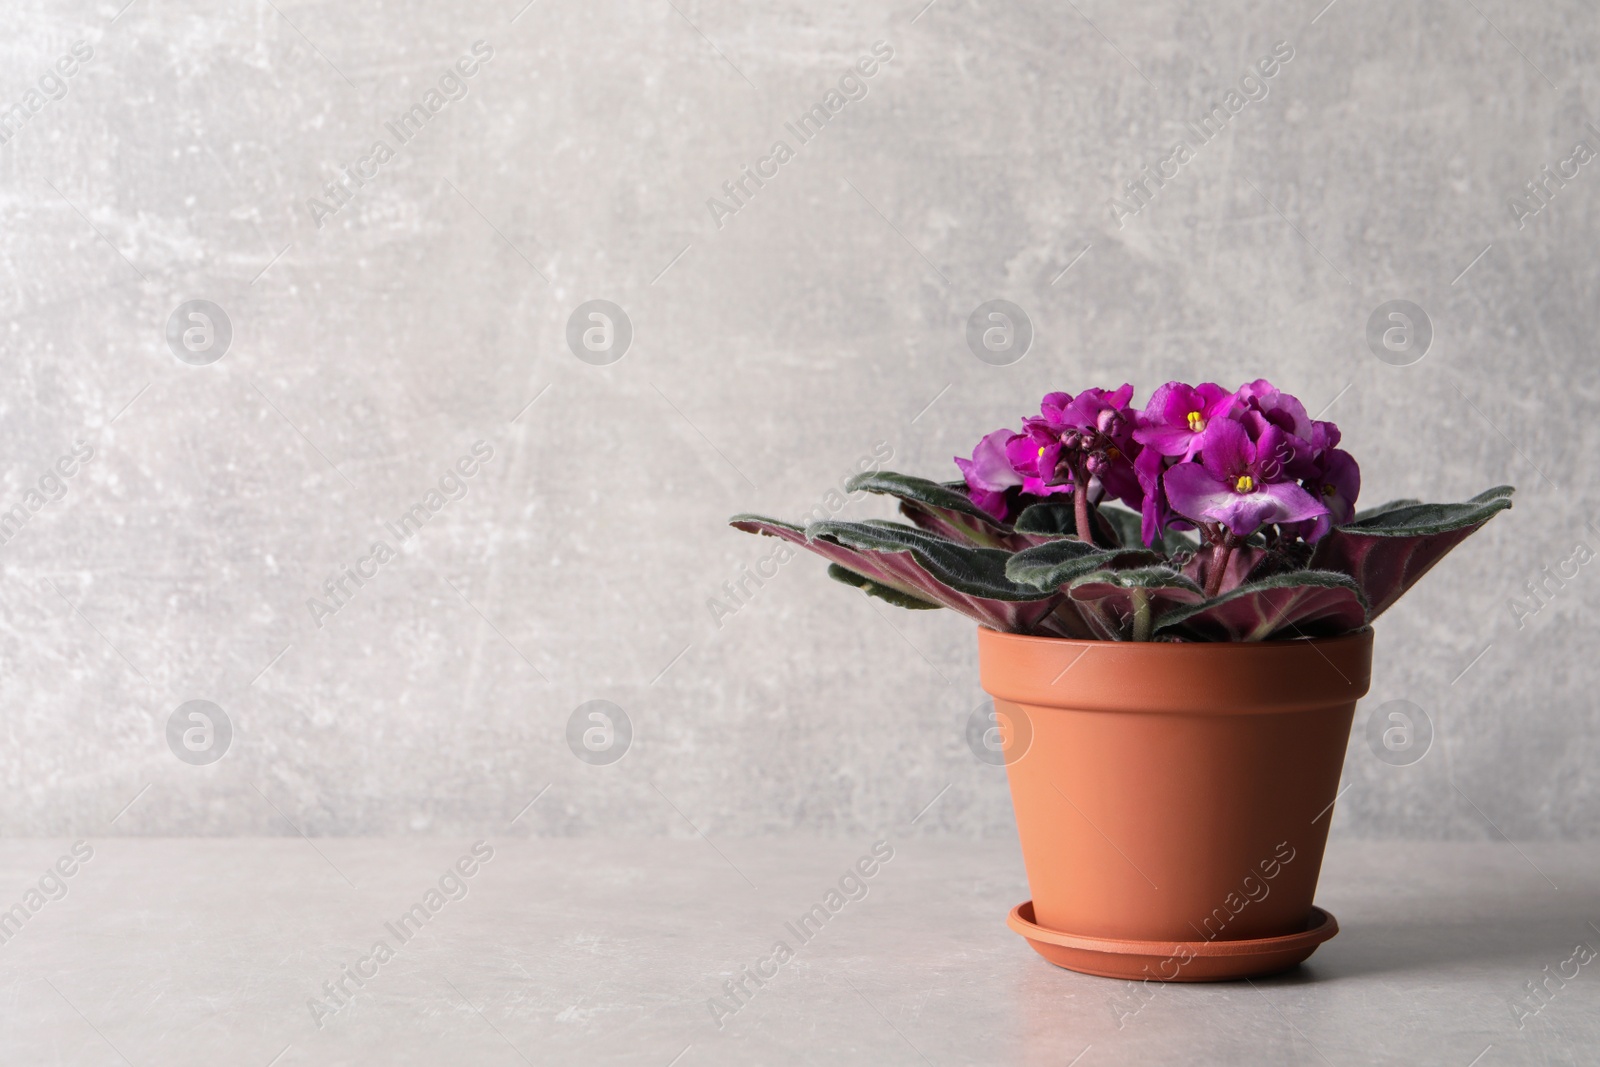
xmin=731 ymin=380 xmax=1512 ymax=981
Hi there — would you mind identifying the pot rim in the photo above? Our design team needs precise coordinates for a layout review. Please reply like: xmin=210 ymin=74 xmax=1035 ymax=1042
xmin=977 ymin=625 xmax=1373 ymax=714
xmin=976 ymin=625 xmax=1374 ymax=653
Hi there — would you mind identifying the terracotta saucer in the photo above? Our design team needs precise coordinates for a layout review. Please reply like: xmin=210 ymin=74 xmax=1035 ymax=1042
xmin=1007 ymin=901 xmax=1339 ymax=982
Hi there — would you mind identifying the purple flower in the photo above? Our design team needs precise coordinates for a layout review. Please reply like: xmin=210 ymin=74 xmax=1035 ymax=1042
xmin=1037 ymin=384 xmax=1144 ymax=509
xmin=1052 ymin=385 xmax=1135 ymax=433
xmin=1135 ymin=446 xmax=1181 ymax=546
xmin=1308 ymin=418 xmax=1341 ymax=451
xmin=1005 ymin=423 xmax=1075 ymax=496
xmin=1134 ymin=381 xmax=1234 ymax=460
xmin=1038 ymin=390 xmax=1075 ymax=427
xmin=1004 ymin=386 xmax=1143 ymax=503
xmin=1233 ymin=379 xmax=1313 ymax=438
xmin=955 ymin=428 xmax=1023 ymax=521
xmin=1233 ymin=379 xmax=1320 ymax=477
xmin=1284 ymin=447 xmax=1361 ymax=542
xmin=1163 ymin=419 xmax=1329 ymax=538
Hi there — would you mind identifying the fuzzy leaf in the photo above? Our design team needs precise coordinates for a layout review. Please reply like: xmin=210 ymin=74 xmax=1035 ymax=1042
xmin=827 ymin=563 xmax=941 ymax=609
xmin=1180 ymin=541 xmax=1274 ymax=595
xmin=1354 ymin=498 xmax=1422 ymax=522
xmin=807 ymin=518 xmax=1087 ymax=636
xmin=807 ymin=519 xmax=1041 ymax=600
xmin=1067 ymin=567 xmax=1205 ymax=641
xmin=1094 ymin=505 xmax=1144 ymax=549
xmin=1009 ymin=501 xmax=1190 ymax=552
xmin=1097 ymin=505 xmax=1197 ymax=553
xmin=1005 ymin=538 xmax=1164 ymax=591
xmin=1157 ymin=526 xmax=1199 ymax=555
xmin=732 ymin=514 xmax=1076 ymax=634
xmin=730 ymin=515 xmax=939 ymax=607
xmin=1154 ymin=570 xmax=1369 ymax=642
xmin=843 ymin=471 xmax=1023 ymax=548
xmin=1013 ymin=501 xmax=1127 ymax=549
xmin=1011 ymin=501 xmax=1079 ymax=543
xmin=844 ymin=471 xmax=991 ymax=521
xmin=1017 ymin=502 xmax=1132 ymax=550
xmin=1309 ymin=486 xmax=1514 ymax=619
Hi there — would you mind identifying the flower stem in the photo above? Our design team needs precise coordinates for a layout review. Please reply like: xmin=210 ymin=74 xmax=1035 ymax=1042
xmin=1204 ymin=533 xmax=1238 ymax=599
xmin=1073 ymin=467 xmax=1096 ymax=547
xmin=1131 ymin=588 xmax=1152 ymax=641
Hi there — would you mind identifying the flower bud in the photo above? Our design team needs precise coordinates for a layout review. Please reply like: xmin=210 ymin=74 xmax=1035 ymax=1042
xmin=1085 ymin=451 xmax=1108 ymax=474
xmin=1096 ymin=408 xmax=1123 ymax=436
xmin=1059 ymin=430 xmax=1081 ymax=450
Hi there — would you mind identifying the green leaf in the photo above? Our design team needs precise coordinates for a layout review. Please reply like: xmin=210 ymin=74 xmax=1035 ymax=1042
xmin=1095 ymin=505 xmax=1144 ymax=549
xmin=730 ymin=513 xmax=804 ymax=537
xmin=1034 ymin=502 xmax=1196 ymax=554
xmin=800 ymin=518 xmax=1082 ymax=634
xmin=1335 ymin=486 xmax=1514 ymax=538
xmin=827 ymin=564 xmax=941 ymax=609
xmin=1353 ymin=498 xmax=1422 ymax=522
xmin=807 ymin=519 xmax=1044 ymax=602
xmin=1068 ymin=566 xmax=1203 ymax=598
xmin=1011 ymin=501 xmax=1078 ymax=539
xmin=1154 ymin=570 xmax=1369 ymax=642
xmin=843 ymin=471 xmax=1023 ymax=548
xmin=1067 ymin=567 xmax=1205 ymax=641
xmin=1012 ymin=501 xmax=1179 ymax=552
xmin=1309 ymin=486 xmax=1514 ymax=619
xmin=1013 ymin=500 xmax=1135 ymax=549
xmin=1005 ymin=538 xmax=1163 ymax=591
xmin=731 ymin=513 xmax=950 ymax=607
xmin=845 ymin=471 xmax=994 ymax=521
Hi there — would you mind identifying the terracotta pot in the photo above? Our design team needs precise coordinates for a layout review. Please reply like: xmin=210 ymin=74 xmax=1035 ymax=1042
xmin=977 ymin=626 xmax=1372 ymax=980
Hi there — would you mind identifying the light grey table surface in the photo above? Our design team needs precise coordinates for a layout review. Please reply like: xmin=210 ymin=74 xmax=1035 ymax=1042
xmin=0 ymin=837 xmax=1594 ymax=1066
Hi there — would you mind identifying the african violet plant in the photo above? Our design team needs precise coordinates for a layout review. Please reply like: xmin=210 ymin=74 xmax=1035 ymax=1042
xmin=731 ymin=380 xmax=1513 ymax=642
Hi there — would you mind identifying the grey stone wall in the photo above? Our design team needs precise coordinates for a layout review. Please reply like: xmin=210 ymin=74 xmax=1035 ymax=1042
xmin=2 ymin=0 xmax=1594 ymax=838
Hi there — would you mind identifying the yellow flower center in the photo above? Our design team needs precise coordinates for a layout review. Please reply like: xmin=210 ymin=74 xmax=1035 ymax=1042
xmin=1037 ymin=446 xmax=1046 ymax=460
xmin=1186 ymin=411 xmax=1205 ymax=432
xmin=1235 ymin=474 xmax=1255 ymax=493
xmin=1322 ymin=483 xmax=1337 ymax=497
xmin=1106 ymin=447 xmax=1121 ymax=460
